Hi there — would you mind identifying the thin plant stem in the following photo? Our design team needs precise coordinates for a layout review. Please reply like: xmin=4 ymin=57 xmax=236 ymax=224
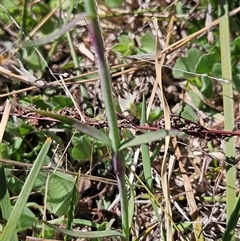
xmin=218 ymin=0 xmax=236 ymax=230
xmin=83 ymin=1 xmax=129 ymax=240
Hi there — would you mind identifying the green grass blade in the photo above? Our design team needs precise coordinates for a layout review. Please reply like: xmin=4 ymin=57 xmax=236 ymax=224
xmin=0 ymin=165 xmax=18 ymax=241
xmin=65 ymin=175 xmax=79 ymax=241
xmin=218 ymin=1 xmax=236 ymax=222
xmin=84 ymin=1 xmax=120 ymax=152
xmin=125 ymin=176 xmax=135 ymax=228
xmin=0 ymin=138 xmax=52 ymax=241
xmin=140 ymin=94 xmax=153 ymax=191
xmin=22 ymin=14 xmax=86 ymax=47
xmin=43 ymin=221 xmax=125 ymax=239
xmin=222 ymin=194 xmax=240 ymax=241
xmin=119 ymin=130 xmax=179 ymax=151
xmin=30 ymin=109 xmax=112 ymax=147
xmin=84 ymin=1 xmax=128 ymax=239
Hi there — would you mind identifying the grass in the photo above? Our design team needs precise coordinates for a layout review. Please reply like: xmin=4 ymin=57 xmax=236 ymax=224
xmin=1 ymin=0 xmax=240 ymax=240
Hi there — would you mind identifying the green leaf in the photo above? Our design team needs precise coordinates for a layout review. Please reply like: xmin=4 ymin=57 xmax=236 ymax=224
xmin=29 ymin=108 xmax=112 ymax=148
xmin=0 ymin=138 xmax=52 ymax=241
xmin=113 ymin=35 xmax=134 ymax=56
xmin=71 ymin=136 xmax=92 ymax=161
xmin=1 ymin=0 xmax=20 ymax=8
xmin=195 ymin=52 xmax=218 ymax=74
xmin=212 ymin=63 xmax=222 ymax=78
xmin=104 ymin=0 xmax=123 ymax=8
xmin=119 ymin=129 xmax=179 ymax=151
xmin=112 ymin=44 xmax=128 ymax=54
xmin=200 ymin=75 xmax=213 ymax=98
xmin=25 ymin=50 xmax=45 ymax=70
xmin=188 ymin=90 xmax=202 ymax=108
xmin=7 ymin=122 xmax=32 ymax=138
xmin=148 ymin=107 xmax=162 ymax=122
xmin=41 ymin=19 xmax=56 ymax=36
xmin=181 ymin=105 xmax=198 ymax=122
xmin=138 ymin=31 xmax=155 ymax=53
xmin=172 ymin=48 xmax=201 ymax=79
xmin=45 ymin=172 xmax=75 ymax=216
xmin=43 ymin=220 xmax=124 ymax=238
xmin=51 ymin=95 xmax=74 ymax=110
xmin=0 ymin=143 xmax=12 ymax=159
xmin=32 ymin=99 xmax=52 ymax=110
xmin=72 ymin=144 xmax=91 ymax=161
xmin=233 ymin=36 xmax=240 ymax=49
xmin=17 ymin=206 xmax=37 ymax=232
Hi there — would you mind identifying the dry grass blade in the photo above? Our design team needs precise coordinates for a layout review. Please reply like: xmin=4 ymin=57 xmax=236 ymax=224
xmin=0 ymin=100 xmax=11 ymax=143
xmin=150 ymin=17 xmax=174 ymax=240
xmin=0 ymin=158 xmax=118 ymax=186
xmin=0 ymin=63 xmax=139 ymax=98
xmin=162 ymin=6 xmax=240 ymax=55
xmin=172 ymin=138 xmax=204 ymax=240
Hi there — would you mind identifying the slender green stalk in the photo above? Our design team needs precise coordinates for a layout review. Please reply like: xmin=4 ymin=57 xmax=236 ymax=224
xmin=19 ymin=0 xmax=28 ymax=62
xmin=140 ymin=94 xmax=153 ymax=191
xmin=218 ymin=0 xmax=236 ymax=226
xmin=84 ymin=1 xmax=120 ymax=151
xmin=83 ymin=1 xmax=129 ymax=239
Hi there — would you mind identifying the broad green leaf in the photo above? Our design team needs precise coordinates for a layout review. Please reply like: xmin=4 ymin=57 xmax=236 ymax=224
xmin=172 ymin=48 xmax=201 ymax=79
xmin=29 ymin=109 xmax=112 ymax=148
xmin=1 ymin=0 xmax=20 ymax=8
xmin=212 ymin=63 xmax=222 ymax=78
xmin=0 ymin=143 xmax=12 ymax=159
xmin=200 ymin=75 xmax=213 ymax=98
xmin=188 ymin=90 xmax=202 ymax=108
xmin=233 ymin=36 xmax=240 ymax=49
xmin=138 ymin=31 xmax=155 ymax=53
xmin=195 ymin=52 xmax=218 ymax=74
xmin=49 ymin=0 xmax=74 ymax=9
xmin=41 ymin=19 xmax=56 ymax=36
xmin=113 ymin=35 xmax=134 ymax=56
xmin=32 ymin=99 xmax=52 ymax=110
xmin=119 ymin=129 xmax=179 ymax=151
xmin=43 ymin=220 xmax=124 ymax=239
xmin=0 ymin=138 xmax=52 ymax=241
xmin=51 ymin=95 xmax=74 ymax=110
xmin=25 ymin=50 xmax=45 ymax=70
xmin=104 ymin=0 xmax=123 ymax=7
xmin=72 ymin=143 xmax=91 ymax=161
xmin=34 ymin=171 xmax=48 ymax=189
xmin=7 ymin=176 xmax=24 ymax=196
xmin=112 ymin=44 xmax=128 ymax=54
xmin=148 ymin=107 xmax=162 ymax=122
xmin=17 ymin=207 xmax=37 ymax=232
xmin=45 ymin=172 xmax=75 ymax=216
xmin=180 ymin=105 xmax=198 ymax=122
